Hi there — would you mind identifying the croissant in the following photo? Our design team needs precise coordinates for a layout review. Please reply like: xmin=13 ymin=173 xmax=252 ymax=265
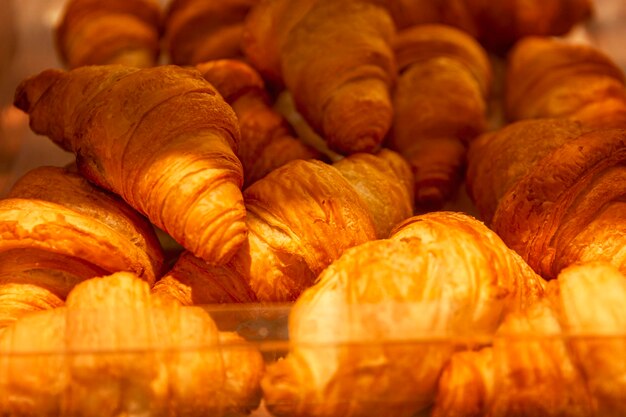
xmin=0 ymin=271 xmax=264 ymax=416
xmin=196 ymin=59 xmax=320 ymax=185
xmin=280 ymin=0 xmax=396 ymax=154
xmin=505 ymin=37 xmax=626 ymax=129
xmin=389 ymin=24 xmax=492 ymax=210
xmin=55 ymin=0 xmax=163 ymax=68
xmin=0 ymin=166 xmax=163 ymax=328
xmin=164 ymin=0 xmax=258 ymax=65
xmin=261 ymin=211 xmax=546 ymax=417
xmin=467 ymin=119 xmax=626 ymax=278
xmin=432 ymin=262 xmax=626 ymax=417
xmin=152 ymin=149 xmax=414 ymax=303
xmin=14 ymin=65 xmax=246 ymax=266
xmin=381 ymin=0 xmax=592 ymax=52
xmin=243 ymin=0 xmax=397 ymax=153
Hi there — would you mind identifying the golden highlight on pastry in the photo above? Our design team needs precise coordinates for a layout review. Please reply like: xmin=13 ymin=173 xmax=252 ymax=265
xmin=153 ymin=150 xmax=414 ymax=304
xmin=262 ymin=211 xmax=546 ymax=417
xmin=0 ymin=272 xmax=264 ymax=416
xmin=467 ymin=119 xmax=626 ymax=278
xmin=56 ymin=0 xmax=163 ymax=68
xmin=506 ymin=36 xmax=626 ymax=129
xmin=196 ymin=59 xmax=320 ymax=185
xmin=0 ymin=166 xmax=163 ymax=328
xmin=164 ymin=0 xmax=259 ymax=65
xmin=14 ymin=65 xmax=247 ymax=266
xmin=390 ymin=24 xmax=492 ymax=210
xmin=432 ymin=262 xmax=626 ymax=417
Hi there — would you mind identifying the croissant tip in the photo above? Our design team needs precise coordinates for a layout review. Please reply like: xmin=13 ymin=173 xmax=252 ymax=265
xmin=13 ymin=69 xmax=64 ymax=114
xmin=13 ymin=80 xmax=32 ymax=113
xmin=416 ymin=186 xmax=446 ymax=212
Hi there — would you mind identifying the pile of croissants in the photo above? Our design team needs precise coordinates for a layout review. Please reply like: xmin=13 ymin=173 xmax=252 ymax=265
xmin=1 ymin=0 xmax=625 ymax=415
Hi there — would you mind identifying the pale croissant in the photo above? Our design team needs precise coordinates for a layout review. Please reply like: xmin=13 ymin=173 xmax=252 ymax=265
xmin=0 ymin=272 xmax=264 ymax=416
xmin=261 ymin=211 xmax=546 ymax=417
xmin=432 ymin=262 xmax=626 ymax=417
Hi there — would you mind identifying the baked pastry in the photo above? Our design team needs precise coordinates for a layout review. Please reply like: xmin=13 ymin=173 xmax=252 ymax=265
xmin=196 ymin=59 xmax=320 ymax=185
xmin=382 ymin=0 xmax=593 ymax=52
xmin=0 ymin=166 xmax=163 ymax=328
xmin=152 ymin=150 xmax=414 ymax=303
xmin=243 ymin=0 xmax=396 ymax=154
xmin=56 ymin=0 xmax=162 ymax=68
xmin=390 ymin=24 xmax=492 ymax=209
xmin=0 ymin=272 xmax=264 ymax=417
xmin=262 ymin=211 xmax=546 ymax=417
xmin=164 ymin=0 xmax=259 ymax=65
xmin=14 ymin=65 xmax=246 ymax=266
xmin=432 ymin=262 xmax=626 ymax=417
xmin=506 ymin=36 xmax=626 ymax=129
xmin=467 ymin=119 xmax=626 ymax=278
xmin=280 ymin=0 xmax=396 ymax=154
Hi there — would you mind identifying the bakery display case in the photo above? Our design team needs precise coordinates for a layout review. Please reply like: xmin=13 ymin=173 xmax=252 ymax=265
xmin=0 ymin=0 xmax=625 ymax=416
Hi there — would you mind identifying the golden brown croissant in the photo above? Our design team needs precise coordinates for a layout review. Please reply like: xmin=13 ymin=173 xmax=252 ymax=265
xmin=389 ymin=24 xmax=492 ymax=210
xmin=432 ymin=262 xmax=626 ymax=417
xmin=506 ymin=37 xmax=626 ymax=129
xmin=164 ymin=0 xmax=259 ymax=65
xmin=381 ymin=0 xmax=592 ymax=52
xmin=55 ymin=0 xmax=163 ymax=68
xmin=0 ymin=271 xmax=264 ymax=416
xmin=243 ymin=0 xmax=397 ymax=153
xmin=280 ymin=0 xmax=397 ymax=154
xmin=0 ymin=166 xmax=163 ymax=329
xmin=14 ymin=65 xmax=246 ymax=266
xmin=196 ymin=59 xmax=321 ymax=185
xmin=467 ymin=119 xmax=626 ymax=278
xmin=152 ymin=149 xmax=414 ymax=303
xmin=261 ymin=211 xmax=546 ymax=417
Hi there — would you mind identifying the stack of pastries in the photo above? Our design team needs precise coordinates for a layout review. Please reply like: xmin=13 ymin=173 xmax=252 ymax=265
xmin=2 ymin=0 xmax=625 ymax=415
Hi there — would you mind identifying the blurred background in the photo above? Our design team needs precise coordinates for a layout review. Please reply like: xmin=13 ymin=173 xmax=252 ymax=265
xmin=1 ymin=0 xmax=625 ymax=197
